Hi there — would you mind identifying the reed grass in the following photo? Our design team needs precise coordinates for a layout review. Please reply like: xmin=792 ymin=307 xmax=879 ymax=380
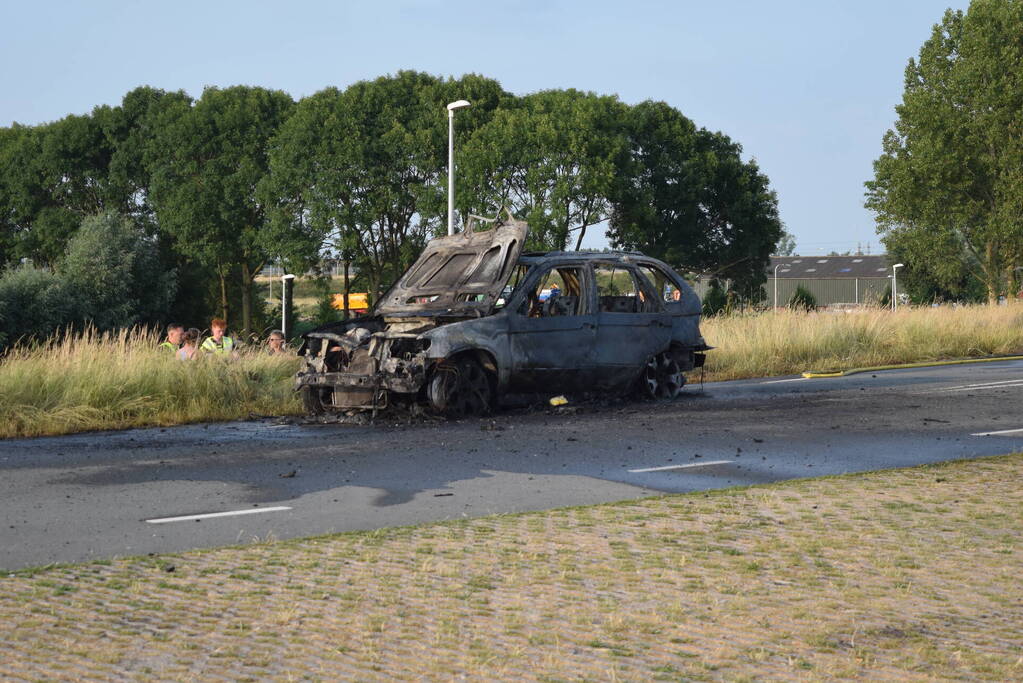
xmin=0 ymin=327 xmax=302 ymax=439
xmin=2 ymin=305 xmax=1022 ymax=438
xmin=702 ymin=304 xmax=1023 ymax=381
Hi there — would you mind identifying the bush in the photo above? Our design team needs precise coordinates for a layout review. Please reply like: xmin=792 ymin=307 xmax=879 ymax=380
xmin=0 ymin=264 xmax=76 ymax=351
xmin=61 ymin=212 xmax=176 ymax=330
xmin=702 ymin=280 xmax=729 ymax=316
xmin=788 ymin=285 xmax=817 ymax=311
xmin=0 ymin=213 xmax=179 ymax=353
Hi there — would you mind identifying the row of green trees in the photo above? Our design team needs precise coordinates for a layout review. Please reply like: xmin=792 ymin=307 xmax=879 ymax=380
xmin=867 ymin=0 xmax=1023 ymax=304
xmin=1 ymin=72 xmax=783 ymax=336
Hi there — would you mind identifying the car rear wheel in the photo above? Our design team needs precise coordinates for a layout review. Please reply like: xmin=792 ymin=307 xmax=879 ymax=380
xmin=643 ymin=351 xmax=685 ymax=399
xmin=427 ymin=358 xmax=493 ymax=416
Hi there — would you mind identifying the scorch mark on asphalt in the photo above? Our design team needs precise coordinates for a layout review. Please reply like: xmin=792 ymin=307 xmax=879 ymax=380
xmin=145 ymin=506 xmax=293 ymax=524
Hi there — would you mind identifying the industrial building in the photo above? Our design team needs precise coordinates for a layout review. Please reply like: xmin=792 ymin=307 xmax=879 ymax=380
xmin=689 ymin=255 xmax=894 ymax=308
xmin=767 ymin=255 xmax=892 ymax=307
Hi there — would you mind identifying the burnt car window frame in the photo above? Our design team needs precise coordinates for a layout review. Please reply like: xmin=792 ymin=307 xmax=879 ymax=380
xmin=591 ymin=262 xmax=663 ymax=314
xmin=635 ymin=261 xmax=685 ymax=305
xmin=515 ymin=264 xmax=590 ymax=318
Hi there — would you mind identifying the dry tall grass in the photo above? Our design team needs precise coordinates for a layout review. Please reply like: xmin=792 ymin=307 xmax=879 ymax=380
xmin=0 ymin=328 xmax=302 ymax=439
xmin=2 ymin=306 xmax=1022 ymax=438
xmin=702 ymin=304 xmax=1023 ymax=380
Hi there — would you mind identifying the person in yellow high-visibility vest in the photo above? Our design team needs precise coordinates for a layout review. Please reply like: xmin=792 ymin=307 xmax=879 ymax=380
xmin=159 ymin=323 xmax=184 ymax=352
xmin=200 ymin=318 xmax=238 ymax=357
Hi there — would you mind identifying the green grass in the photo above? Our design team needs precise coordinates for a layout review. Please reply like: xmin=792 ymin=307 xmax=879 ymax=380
xmin=0 ymin=327 xmax=302 ymax=439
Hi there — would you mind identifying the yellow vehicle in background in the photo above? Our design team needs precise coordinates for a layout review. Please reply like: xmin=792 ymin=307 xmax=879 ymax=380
xmin=331 ymin=292 xmax=370 ymax=315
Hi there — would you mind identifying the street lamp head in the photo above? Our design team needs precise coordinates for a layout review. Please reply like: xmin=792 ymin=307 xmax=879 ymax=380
xmin=447 ymin=100 xmax=471 ymax=111
xmin=893 ymin=263 xmax=905 ymax=268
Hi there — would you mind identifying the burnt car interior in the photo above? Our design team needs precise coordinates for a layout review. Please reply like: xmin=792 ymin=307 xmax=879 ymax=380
xmin=594 ymin=264 xmax=662 ymax=314
xmin=521 ymin=267 xmax=585 ymax=318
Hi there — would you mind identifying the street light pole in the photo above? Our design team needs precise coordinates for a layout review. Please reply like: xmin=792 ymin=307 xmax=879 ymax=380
xmin=773 ymin=263 xmax=786 ymax=310
xmin=446 ymin=100 xmax=471 ymax=236
xmin=281 ymin=273 xmax=295 ymax=339
xmin=892 ymin=263 xmax=904 ymax=312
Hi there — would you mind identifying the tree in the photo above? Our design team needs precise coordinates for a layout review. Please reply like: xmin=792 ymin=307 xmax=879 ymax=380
xmin=459 ymin=89 xmax=629 ymax=251
xmin=775 ymin=230 xmax=797 ymax=256
xmin=608 ymin=100 xmax=783 ymax=296
xmin=866 ymin=1 xmax=1023 ymax=304
xmin=94 ymin=87 xmax=193 ymax=229
xmin=148 ymin=86 xmax=295 ymax=333
xmin=61 ymin=212 xmax=176 ymax=330
xmin=0 ymin=114 xmax=113 ymax=268
xmin=266 ymin=72 xmax=507 ymax=302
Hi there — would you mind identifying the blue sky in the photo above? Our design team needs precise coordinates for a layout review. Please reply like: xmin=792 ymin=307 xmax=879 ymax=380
xmin=2 ymin=0 xmax=968 ymax=254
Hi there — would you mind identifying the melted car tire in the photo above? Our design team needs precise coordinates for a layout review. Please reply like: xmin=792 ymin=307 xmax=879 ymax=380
xmin=301 ymin=386 xmax=331 ymax=415
xmin=643 ymin=351 xmax=686 ymax=400
xmin=428 ymin=358 xmax=493 ymax=417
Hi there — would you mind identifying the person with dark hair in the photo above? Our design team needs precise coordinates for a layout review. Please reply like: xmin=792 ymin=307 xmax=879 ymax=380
xmin=159 ymin=323 xmax=184 ymax=352
xmin=201 ymin=318 xmax=237 ymax=357
xmin=177 ymin=328 xmax=200 ymax=360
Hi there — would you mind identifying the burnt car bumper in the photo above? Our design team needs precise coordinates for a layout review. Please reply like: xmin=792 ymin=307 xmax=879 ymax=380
xmin=295 ymin=369 xmax=424 ymax=393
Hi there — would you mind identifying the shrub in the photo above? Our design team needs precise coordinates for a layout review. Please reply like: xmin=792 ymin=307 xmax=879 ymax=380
xmin=702 ymin=280 xmax=729 ymax=316
xmin=0 ymin=264 xmax=76 ymax=351
xmin=61 ymin=212 xmax=176 ymax=330
xmin=788 ymin=285 xmax=817 ymax=311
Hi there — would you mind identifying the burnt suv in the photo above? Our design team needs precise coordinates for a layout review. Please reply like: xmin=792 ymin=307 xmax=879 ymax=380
xmin=295 ymin=215 xmax=709 ymax=416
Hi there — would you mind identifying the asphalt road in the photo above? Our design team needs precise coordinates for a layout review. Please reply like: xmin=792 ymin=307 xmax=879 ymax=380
xmin=3 ymin=360 xmax=1023 ymax=571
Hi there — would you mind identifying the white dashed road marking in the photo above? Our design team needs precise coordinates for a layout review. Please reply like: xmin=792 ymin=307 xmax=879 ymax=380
xmin=971 ymin=427 xmax=1023 ymax=437
xmin=145 ymin=506 xmax=292 ymax=524
xmin=918 ymin=379 xmax=1023 ymax=394
xmin=628 ymin=460 xmax=733 ymax=473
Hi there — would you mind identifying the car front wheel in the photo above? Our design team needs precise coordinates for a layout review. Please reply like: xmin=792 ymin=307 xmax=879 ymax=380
xmin=301 ymin=386 xmax=332 ymax=414
xmin=427 ymin=358 xmax=494 ymax=417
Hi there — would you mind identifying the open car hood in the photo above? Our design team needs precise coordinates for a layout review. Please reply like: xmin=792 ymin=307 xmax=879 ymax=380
xmin=375 ymin=215 xmax=528 ymax=318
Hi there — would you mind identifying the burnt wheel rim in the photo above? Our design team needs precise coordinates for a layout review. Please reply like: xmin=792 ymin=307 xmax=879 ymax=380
xmin=645 ymin=353 xmax=684 ymax=399
xmin=431 ymin=360 xmax=492 ymax=416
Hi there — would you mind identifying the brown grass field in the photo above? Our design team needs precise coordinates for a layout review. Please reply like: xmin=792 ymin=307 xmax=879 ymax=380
xmin=1 ymin=305 xmax=1022 ymax=439
xmin=3 ymin=454 xmax=1021 ymax=680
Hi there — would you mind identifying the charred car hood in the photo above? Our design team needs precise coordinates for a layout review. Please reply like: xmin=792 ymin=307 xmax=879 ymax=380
xmin=374 ymin=216 xmax=528 ymax=318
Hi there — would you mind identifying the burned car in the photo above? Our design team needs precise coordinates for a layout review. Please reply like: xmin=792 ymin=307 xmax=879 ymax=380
xmin=295 ymin=215 xmax=709 ymax=416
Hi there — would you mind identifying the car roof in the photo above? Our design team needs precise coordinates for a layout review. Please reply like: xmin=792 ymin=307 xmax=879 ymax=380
xmin=518 ymin=250 xmax=651 ymax=265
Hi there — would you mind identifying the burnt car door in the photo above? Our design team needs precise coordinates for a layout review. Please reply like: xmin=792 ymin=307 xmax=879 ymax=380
xmin=591 ymin=262 xmax=672 ymax=388
xmin=506 ymin=264 xmax=597 ymax=392
xmin=634 ymin=260 xmax=704 ymax=348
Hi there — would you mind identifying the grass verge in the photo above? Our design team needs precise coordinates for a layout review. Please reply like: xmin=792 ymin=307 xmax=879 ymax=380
xmin=0 ymin=327 xmax=303 ymax=439
xmin=3 ymin=454 xmax=1021 ymax=680
xmin=701 ymin=305 xmax=1023 ymax=381
xmin=2 ymin=305 xmax=1022 ymax=438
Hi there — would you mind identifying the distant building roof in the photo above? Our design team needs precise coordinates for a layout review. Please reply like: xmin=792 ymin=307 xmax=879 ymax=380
xmin=769 ymin=255 xmax=890 ymax=279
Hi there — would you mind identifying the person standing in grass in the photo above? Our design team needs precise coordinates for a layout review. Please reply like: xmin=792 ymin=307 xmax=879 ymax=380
xmin=177 ymin=328 xmax=200 ymax=360
xmin=159 ymin=323 xmax=184 ymax=352
xmin=201 ymin=318 xmax=238 ymax=357
xmin=265 ymin=330 xmax=288 ymax=355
